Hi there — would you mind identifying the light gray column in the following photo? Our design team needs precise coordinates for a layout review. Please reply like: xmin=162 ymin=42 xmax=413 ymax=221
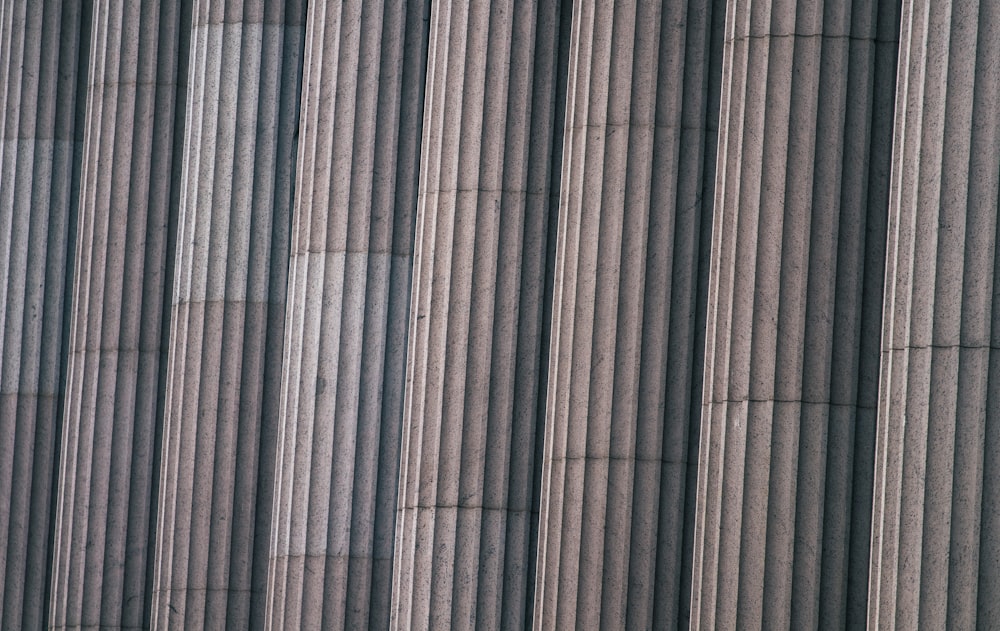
xmin=532 ymin=1 xmax=723 ymax=628
xmin=264 ymin=0 xmax=429 ymax=629
xmin=48 ymin=1 xmax=191 ymax=629
xmin=0 ymin=1 xmax=90 ymax=629
xmin=690 ymin=0 xmax=899 ymax=628
xmin=868 ymin=0 xmax=1000 ymax=627
xmin=150 ymin=1 xmax=304 ymax=628
xmin=390 ymin=1 xmax=567 ymax=628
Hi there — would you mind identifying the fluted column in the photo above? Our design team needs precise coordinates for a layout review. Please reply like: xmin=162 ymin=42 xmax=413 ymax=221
xmin=532 ymin=1 xmax=723 ymax=628
xmin=868 ymin=0 xmax=1000 ymax=627
xmin=48 ymin=1 xmax=191 ymax=629
xmin=150 ymin=1 xmax=304 ymax=628
xmin=390 ymin=1 xmax=568 ymax=628
xmin=264 ymin=1 xmax=429 ymax=629
xmin=0 ymin=1 xmax=90 ymax=628
xmin=690 ymin=0 xmax=899 ymax=628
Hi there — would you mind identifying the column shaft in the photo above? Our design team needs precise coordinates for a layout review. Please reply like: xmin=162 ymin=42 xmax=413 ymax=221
xmin=868 ymin=0 xmax=1000 ymax=627
xmin=533 ymin=0 xmax=724 ymax=628
xmin=691 ymin=0 xmax=899 ymax=628
xmin=390 ymin=0 xmax=568 ymax=628
xmin=0 ymin=0 xmax=90 ymax=628
xmin=49 ymin=0 xmax=191 ymax=629
xmin=150 ymin=1 xmax=305 ymax=628
xmin=264 ymin=0 xmax=429 ymax=629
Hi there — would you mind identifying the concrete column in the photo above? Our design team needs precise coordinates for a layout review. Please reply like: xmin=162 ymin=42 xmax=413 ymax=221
xmin=48 ymin=1 xmax=191 ymax=629
xmin=868 ymin=0 xmax=1000 ymax=627
xmin=149 ymin=1 xmax=304 ymax=628
xmin=690 ymin=0 xmax=899 ymax=628
xmin=0 ymin=1 xmax=90 ymax=628
xmin=390 ymin=1 xmax=568 ymax=628
xmin=264 ymin=0 xmax=429 ymax=629
xmin=532 ymin=1 xmax=723 ymax=628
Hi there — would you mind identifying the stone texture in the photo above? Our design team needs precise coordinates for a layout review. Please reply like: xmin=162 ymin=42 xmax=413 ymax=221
xmin=48 ymin=1 xmax=191 ymax=629
xmin=690 ymin=0 xmax=900 ymax=628
xmin=264 ymin=1 xmax=429 ymax=629
xmin=390 ymin=1 xmax=569 ymax=628
xmin=532 ymin=0 xmax=724 ymax=628
xmin=0 ymin=1 xmax=90 ymax=628
xmin=149 ymin=1 xmax=305 ymax=628
xmin=868 ymin=0 xmax=1000 ymax=627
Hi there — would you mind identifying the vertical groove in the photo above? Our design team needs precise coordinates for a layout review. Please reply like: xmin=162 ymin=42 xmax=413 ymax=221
xmin=0 ymin=0 xmax=90 ymax=628
xmin=149 ymin=1 xmax=305 ymax=629
xmin=263 ymin=0 xmax=430 ymax=628
xmin=691 ymin=0 xmax=900 ymax=628
xmin=869 ymin=0 xmax=1000 ymax=627
xmin=49 ymin=0 xmax=191 ymax=629
xmin=390 ymin=1 xmax=566 ymax=628
xmin=532 ymin=0 xmax=724 ymax=628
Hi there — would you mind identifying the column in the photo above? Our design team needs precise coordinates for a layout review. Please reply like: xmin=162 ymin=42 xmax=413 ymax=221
xmin=690 ymin=0 xmax=899 ymax=628
xmin=264 ymin=0 xmax=429 ymax=629
xmin=149 ymin=1 xmax=305 ymax=628
xmin=868 ymin=0 xmax=1000 ymax=627
xmin=0 ymin=1 xmax=90 ymax=629
xmin=532 ymin=0 xmax=723 ymax=628
xmin=389 ymin=0 xmax=568 ymax=628
xmin=48 ymin=1 xmax=191 ymax=629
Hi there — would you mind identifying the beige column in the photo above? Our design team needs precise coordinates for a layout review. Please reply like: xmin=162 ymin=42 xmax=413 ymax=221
xmin=0 ymin=1 xmax=90 ymax=628
xmin=390 ymin=0 xmax=568 ymax=628
xmin=264 ymin=0 xmax=429 ymax=629
xmin=690 ymin=0 xmax=900 ymax=628
xmin=48 ymin=1 xmax=191 ymax=629
xmin=532 ymin=0 xmax=723 ymax=628
xmin=149 ymin=1 xmax=305 ymax=628
xmin=868 ymin=0 xmax=1000 ymax=627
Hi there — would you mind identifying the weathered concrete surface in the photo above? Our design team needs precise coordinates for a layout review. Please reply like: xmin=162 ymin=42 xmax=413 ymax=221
xmin=150 ymin=1 xmax=305 ymax=628
xmin=690 ymin=0 xmax=900 ymax=628
xmin=0 ymin=0 xmax=90 ymax=628
xmin=532 ymin=0 xmax=724 ymax=628
xmin=390 ymin=1 xmax=568 ymax=628
xmin=264 ymin=0 xmax=429 ymax=629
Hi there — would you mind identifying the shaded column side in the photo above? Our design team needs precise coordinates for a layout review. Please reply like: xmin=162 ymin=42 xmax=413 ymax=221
xmin=150 ymin=1 xmax=305 ymax=628
xmin=690 ymin=0 xmax=899 ymax=628
xmin=264 ymin=0 xmax=429 ymax=629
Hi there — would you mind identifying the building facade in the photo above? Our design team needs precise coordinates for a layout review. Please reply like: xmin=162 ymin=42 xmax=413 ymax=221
xmin=0 ymin=0 xmax=993 ymax=628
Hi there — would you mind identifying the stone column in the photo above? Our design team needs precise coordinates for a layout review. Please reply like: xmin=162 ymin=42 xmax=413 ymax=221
xmin=264 ymin=0 xmax=429 ymax=629
xmin=868 ymin=0 xmax=1000 ymax=627
xmin=389 ymin=1 xmax=567 ymax=628
xmin=149 ymin=1 xmax=304 ymax=628
xmin=532 ymin=0 xmax=723 ymax=628
xmin=48 ymin=1 xmax=191 ymax=629
xmin=690 ymin=0 xmax=899 ymax=628
xmin=0 ymin=1 xmax=90 ymax=628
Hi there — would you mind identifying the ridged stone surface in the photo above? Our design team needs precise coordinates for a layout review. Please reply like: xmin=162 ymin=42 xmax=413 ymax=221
xmin=690 ymin=0 xmax=900 ymax=628
xmin=533 ymin=0 xmax=724 ymax=628
xmin=150 ymin=1 xmax=305 ymax=628
xmin=49 ymin=1 xmax=191 ymax=629
xmin=0 ymin=1 xmax=90 ymax=628
xmin=264 ymin=0 xmax=429 ymax=629
xmin=390 ymin=0 xmax=568 ymax=628
xmin=868 ymin=0 xmax=1000 ymax=627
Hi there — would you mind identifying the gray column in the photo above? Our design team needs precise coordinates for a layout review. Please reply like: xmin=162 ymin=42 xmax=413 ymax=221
xmin=868 ymin=0 xmax=1000 ymax=627
xmin=149 ymin=1 xmax=304 ymax=628
xmin=48 ymin=1 xmax=191 ymax=629
xmin=690 ymin=0 xmax=899 ymax=628
xmin=0 ymin=1 xmax=90 ymax=629
xmin=264 ymin=0 xmax=429 ymax=629
xmin=532 ymin=1 xmax=723 ymax=628
xmin=390 ymin=1 xmax=567 ymax=628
